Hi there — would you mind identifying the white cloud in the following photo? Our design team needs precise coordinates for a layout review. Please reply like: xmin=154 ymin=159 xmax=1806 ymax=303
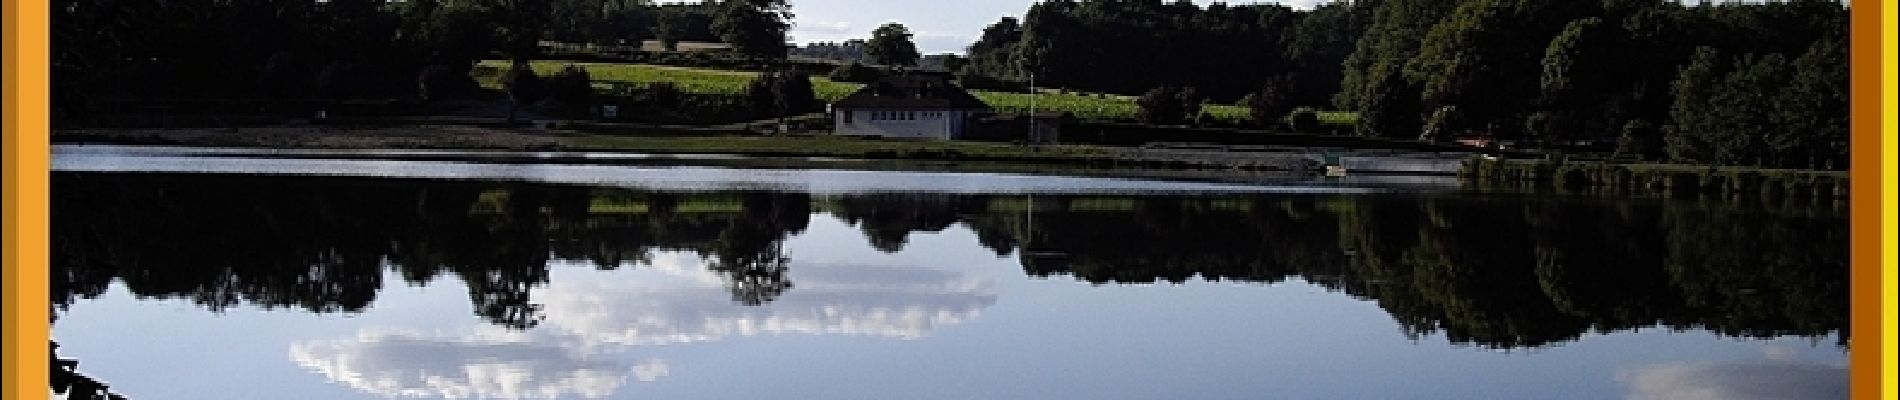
xmin=1619 ymin=361 xmax=1846 ymax=400
xmin=289 ymin=331 xmax=661 ymax=400
xmin=797 ymin=20 xmax=856 ymax=35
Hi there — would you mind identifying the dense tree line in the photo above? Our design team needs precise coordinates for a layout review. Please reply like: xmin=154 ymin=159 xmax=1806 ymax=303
xmin=791 ymin=40 xmax=872 ymax=64
xmin=961 ymin=0 xmax=1846 ymax=169
xmin=53 ymin=0 xmax=776 ymax=114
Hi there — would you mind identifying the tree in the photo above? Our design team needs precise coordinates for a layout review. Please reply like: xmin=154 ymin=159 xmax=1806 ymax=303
xmin=316 ymin=62 xmax=364 ymax=101
xmin=1136 ymin=86 xmax=1203 ymax=125
xmin=1337 ymin=0 xmax=1458 ymax=109
xmin=746 ymin=70 xmax=817 ymax=119
xmin=467 ymin=0 xmax=552 ymax=62
xmin=1356 ymin=65 xmax=1420 ymax=139
xmin=1665 ymin=47 xmax=1725 ymax=164
xmin=1248 ymin=78 xmax=1294 ymax=129
xmin=713 ymin=0 xmax=791 ymax=60
xmin=417 ymin=4 xmax=499 ymax=69
xmin=1615 ymin=119 xmax=1661 ymax=160
xmin=548 ymin=64 xmax=595 ymax=117
xmin=258 ymin=52 xmax=313 ymax=99
xmin=1775 ymin=31 xmax=1847 ymax=169
xmin=655 ymin=8 xmax=687 ymax=51
xmin=502 ymin=62 xmax=545 ymax=123
xmin=866 ymin=22 xmax=922 ymax=67
xmin=1406 ymin=0 xmax=1598 ymax=138
xmin=418 ymin=64 xmax=478 ymax=102
xmin=1421 ymin=105 xmax=1465 ymax=142
xmin=1539 ymin=17 xmax=1624 ymax=142
xmin=964 ymin=17 xmax=1025 ymax=82
xmin=1286 ymin=108 xmax=1321 ymax=133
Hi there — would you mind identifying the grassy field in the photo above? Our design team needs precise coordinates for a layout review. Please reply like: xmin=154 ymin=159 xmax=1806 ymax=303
xmin=474 ymin=60 xmax=862 ymax=101
xmin=475 ymin=60 xmax=1355 ymax=127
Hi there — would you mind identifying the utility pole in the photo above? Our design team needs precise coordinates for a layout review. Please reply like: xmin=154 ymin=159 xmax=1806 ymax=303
xmin=1029 ymin=71 xmax=1037 ymax=145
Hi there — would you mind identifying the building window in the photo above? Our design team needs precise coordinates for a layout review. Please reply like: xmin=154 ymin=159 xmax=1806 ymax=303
xmin=844 ymin=110 xmax=854 ymax=124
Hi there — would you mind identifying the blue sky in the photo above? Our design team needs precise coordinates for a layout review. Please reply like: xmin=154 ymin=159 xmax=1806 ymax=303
xmin=775 ymin=0 xmax=1329 ymax=54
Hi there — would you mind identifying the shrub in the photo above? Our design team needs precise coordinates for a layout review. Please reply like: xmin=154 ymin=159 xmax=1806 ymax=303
xmin=417 ymin=64 xmax=478 ymax=102
xmin=746 ymin=70 xmax=819 ymax=117
xmin=1616 ymin=119 xmax=1661 ymax=160
xmin=258 ymin=52 xmax=312 ymax=99
xmin=315 ymin=62 xmax=364 ymax=100
xmin=501 ymin=63 xmax=544 ymax=122
xmin=644 ymin=81 xmax=683 ymax=109
xmin=548 ymin=64 xmax=595 ymax=116
xmin=1421 ymin=105 xmax=1465 ymax=142
xmin=1285 ymin=108 xmax=1320 ymax=133
xmin=1136 ymin=85 xmax=1202 ymax=125
xmin=1247 ymin=80 xmax=1292 ymax=129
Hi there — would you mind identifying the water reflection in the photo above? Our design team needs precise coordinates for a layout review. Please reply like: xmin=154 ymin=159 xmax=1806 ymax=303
xmin=288 ymin=330 xmax=666 ymax=399
xmin=54 ymin=173 xmax=1846 ymax=352
xmin=1619 ymin=360 xmax=1847 ymax=400
xmin=286 ymin=254 xmax=995 ymax=398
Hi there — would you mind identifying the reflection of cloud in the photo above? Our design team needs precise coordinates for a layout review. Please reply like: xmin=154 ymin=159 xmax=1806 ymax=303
xmin=294 ymin=259 xmax=996 ymax=399
xmin=1619 ymin=361 xmax=1846 ymax=400
xmin=541 ymin=263 xmax=997 ymax=345
xmin=290 ymin=331 xmax=664 ymax=399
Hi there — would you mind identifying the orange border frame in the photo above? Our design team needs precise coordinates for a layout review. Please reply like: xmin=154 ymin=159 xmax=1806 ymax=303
xmin=2 ymin=2 xmax=1896 ymax=400
xmin=1850 ymin=0 xmax=1897 ymax=399
xmin=3 ymin=0 xmax=52 ymax=399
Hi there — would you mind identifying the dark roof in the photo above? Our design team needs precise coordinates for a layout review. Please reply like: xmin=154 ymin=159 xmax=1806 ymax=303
xmin=832 ymin=76 xmax=991 ymax=110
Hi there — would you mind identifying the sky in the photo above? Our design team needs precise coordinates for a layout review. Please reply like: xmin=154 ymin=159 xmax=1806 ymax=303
xmin=776 ymin=0 xmax=1330 ymax=54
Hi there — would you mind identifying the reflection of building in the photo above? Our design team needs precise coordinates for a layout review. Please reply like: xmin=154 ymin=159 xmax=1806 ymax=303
xmin=831 ymin=76 xmax=992 ymax=139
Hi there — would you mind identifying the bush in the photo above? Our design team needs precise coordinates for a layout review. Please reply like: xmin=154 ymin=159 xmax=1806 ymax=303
xmin=501 ymin=63 xmax=544 ymax=121
xmin=1421 ymin=105 xmax=1465 ymax=142
xmin=548 ymin=64 xmax=595 ymax=116
xmin=644 ymin=81 xmax=683 ymax=109
xmin=1285 ymin=108 xmax=1320 ymax=133
xmin=1136 ymin=85 xmax=1203 ymax=125
xmin=744 ymin=70 xmax=819 ymax=118
xmin=417 ymin=64 xmax=478 ymax=102
xmin=258 ymin=52 xmax=312 ymax=99
xmin=316 ymin=62 xmax=364 ymax=100
xmin=1247 ymin=80 xmax=1292 ymax=129
xmin=827 ymin=62 xmax=883 ymax=83
xmin=1616 ymin=119 xmax=1661 ymax=160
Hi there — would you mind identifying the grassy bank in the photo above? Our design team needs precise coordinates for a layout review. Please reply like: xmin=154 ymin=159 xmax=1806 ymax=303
xmin=473 ymin=60 xmax=1356 ymax=128
xmin=1461 ymin=158 xmax=1847 ymax=205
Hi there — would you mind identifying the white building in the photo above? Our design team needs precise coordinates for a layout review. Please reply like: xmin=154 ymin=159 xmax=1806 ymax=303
xmin=831 ymin=76 xmax=993 ymax=139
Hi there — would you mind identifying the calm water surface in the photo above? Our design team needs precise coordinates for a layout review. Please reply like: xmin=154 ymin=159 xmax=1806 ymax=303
xmin=51 ymin=147 xmax=1847 ymax=399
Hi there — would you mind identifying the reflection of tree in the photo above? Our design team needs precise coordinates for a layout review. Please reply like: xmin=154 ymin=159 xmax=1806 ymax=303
xmin=52 ymin=341 xmax=127 ymax=400
xmin=958 ymin=194 xmax=1846 ymax=349
xmin=53 ymin=173 xmax=1847 ymax=349
xmin=52 ymin=174 xmax=815 ymax=329
xmin=823 ymin=194 xmax=975 ymax=253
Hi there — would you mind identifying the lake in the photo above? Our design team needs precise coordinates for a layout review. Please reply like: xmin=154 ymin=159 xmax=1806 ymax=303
xmin=50 ymin=145 xmax=1848 ymax=399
